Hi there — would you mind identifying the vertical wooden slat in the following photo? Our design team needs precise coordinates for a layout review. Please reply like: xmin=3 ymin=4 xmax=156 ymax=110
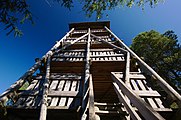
xmin=49 ymin=80 xmax=59 ymax=106
xmin=147 ymin=98 xmax=158 ymax=108
xmin=59 ymin=80 xmax=71 ymax=106
xmin=137 ymin=80 xmax=147 ymax=90
xmin=154 ymin=98 xmax=165 ymax=108
xmin=67 ymin=81 xmax=77 ymax=107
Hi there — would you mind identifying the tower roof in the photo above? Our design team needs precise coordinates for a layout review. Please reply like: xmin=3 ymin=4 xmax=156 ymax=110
xmin=69 ymin=21 xmax=110 ymax=30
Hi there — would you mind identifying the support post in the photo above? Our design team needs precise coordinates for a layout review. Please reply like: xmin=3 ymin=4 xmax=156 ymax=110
xmin=89 ymin=74 xmax=96 ymax=120
xmin=39 ymin=55 xmax=51 ymax=120
xmin=81 ymin=28 xmax=91 ymax=120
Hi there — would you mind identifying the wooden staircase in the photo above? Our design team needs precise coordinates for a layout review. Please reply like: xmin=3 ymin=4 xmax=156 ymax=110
xmin=112 ymin=71 xmax=177 ymax=120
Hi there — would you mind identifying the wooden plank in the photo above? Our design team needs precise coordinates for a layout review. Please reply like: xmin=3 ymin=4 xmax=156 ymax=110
xmin=49 ymin=80 xmax=58 ymax=90
xmin=95 ymin=109 xmax=125 ymax=115
xmin=130 ymin=74 xmax=146 ymax=79
xmin=67 ymin=81 xmax=78 ymax=107
xmin=26 ymin=80 xmax=38 ymax=90
xmin=133 ymin=90 xmax=161 ymax=97
xmin=154 ymin=98 xmax=165 ymax=108
xmin=131 ymin=79 xmax=140 ymax=90
xmin=142 ymin=80 xmax=153 ymax=91
xmin=49 ymin=80 xmax=59 ymax=106
xmin=58 ymin=97 xmax=67 ymax=106
xmin=147 ymin=98 xmax=158 ymax=108
xmin=137 ymin=80 xmax=147 ymax=90
xmin=48 ymin=91 xmax=79 ymax=97
xmin=64 ymin=80 xmax=71 ymax=91
xmin=58 ymin=80 xmax=71 ymax=107
xmin=113 ymin=83 xmax=141 ymax=120
xmin=50 ymin=97 xmax=59 ymax=106
xmin=112 ymin=72 xmax=165 ymax=120
xmin=57 ymin=80 xmax=65 ymax=90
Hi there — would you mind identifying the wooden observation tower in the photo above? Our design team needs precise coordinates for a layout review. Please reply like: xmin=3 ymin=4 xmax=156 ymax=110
xmin=0 ymin=21 xmax=181 ymax=120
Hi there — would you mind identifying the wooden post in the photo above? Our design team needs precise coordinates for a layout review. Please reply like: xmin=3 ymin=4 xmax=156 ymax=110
xmin=39 ymin=55 xmax=51 ymax=120
xmin=125 ymin=52 xmax=130 ymax=85
xmin=81 ymin=28 xmax=91 ymax=120
xmin=89 ymin=74 xmax=96 ymax=120
xmin=105 ymin=26 xmax=181 ymax=107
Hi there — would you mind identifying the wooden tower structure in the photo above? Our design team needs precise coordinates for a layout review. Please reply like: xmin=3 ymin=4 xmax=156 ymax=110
xmin=0 ymin=21 xmax=181 ymax=120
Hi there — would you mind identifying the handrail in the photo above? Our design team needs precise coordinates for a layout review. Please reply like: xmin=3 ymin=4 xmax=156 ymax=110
xmin=112 ymin=72 xmax=165 ymax=120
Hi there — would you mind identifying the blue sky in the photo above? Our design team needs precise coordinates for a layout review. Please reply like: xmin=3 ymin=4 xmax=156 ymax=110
xmin=0 ymin=0 xmax=181 ymax=93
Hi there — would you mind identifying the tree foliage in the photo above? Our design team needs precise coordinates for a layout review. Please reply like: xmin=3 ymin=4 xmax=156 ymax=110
xmin=130 ymin=30 xmax=181 ymax=91
xmin=0 ymin=0 xmax=33 ymax=37
xmin=58 ymin=0 xmax=162 ymax=19
xmin=0 ymin=0 xmax=162 ymax=36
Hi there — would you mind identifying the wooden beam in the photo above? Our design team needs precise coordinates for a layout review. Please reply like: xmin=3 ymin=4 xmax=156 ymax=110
xmin=89 ymin=75 xmax=96 ymax=120
xmin=112 ymin=72 xmax=165 ymax=120
xmin=48 ymin=91 xmax=81 ymax=97
xmin=39 ymin=55 xmax=51 ymax=120
xmin=133 ymin=90 xmax=161 ymax=97
xmin=113 ymin=83 xmax=141 ymax=120
xmin=105 ymin=26 xmax=181 ymax=107
xmin=52 ymin=54 xmax=124 ymax=58
xmin=125 ymin=52 xmax=130 ymax=86
xmin=90 ymin=33 xmax=127 ymax=53
xmin=56 ymin=33 xmax=89 ymax=54
xmin=81 ymin=28 xmax=91 ymax=120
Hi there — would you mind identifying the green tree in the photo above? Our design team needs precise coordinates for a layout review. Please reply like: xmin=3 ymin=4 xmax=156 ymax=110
xmin=0 ymin=0 xmax=33 ymax=37
xmin=130 ymin=30 xmax=181 ymax=91
xmin=1 ymin=0 xmax=162 ymax=36
xmin=58 ymin=0 xmax=162 ymax=19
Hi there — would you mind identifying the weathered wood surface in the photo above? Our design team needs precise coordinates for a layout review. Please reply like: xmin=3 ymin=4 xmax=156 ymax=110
xmin=81 ymin=28 xmax=91 ymax=120
xmin=114 ymin=72 xmax=172 ymax=113
xmin=113 ymin=83 xmax=141 ymax=120
xmin=112 ymin=72 xmax=165 ymax=120
xmin=88 ymin=75 xmax=96 ymax=120
xmin=39 ymin=55 xmax=51 ymax=120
